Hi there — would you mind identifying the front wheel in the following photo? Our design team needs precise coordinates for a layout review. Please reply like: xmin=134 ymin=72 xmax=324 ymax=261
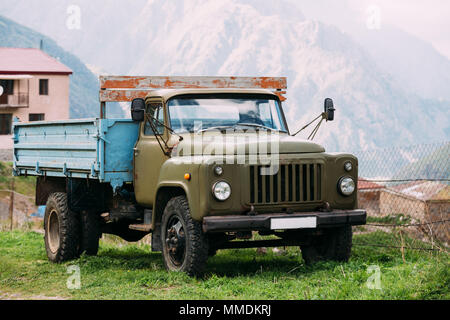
xmin=300 ymin=225 xmax=352 ymax=265
xmin=161 ymin=196 xmax=208 ymax=276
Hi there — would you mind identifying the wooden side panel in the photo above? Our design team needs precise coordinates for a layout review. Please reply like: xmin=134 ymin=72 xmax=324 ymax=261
xmin=100 ymin=76 xmax=287 ymax=90
xmin=99 ymin=76 xmax=287 ymax=102
xmin=99 ymin=90 xmax=150 ymax=102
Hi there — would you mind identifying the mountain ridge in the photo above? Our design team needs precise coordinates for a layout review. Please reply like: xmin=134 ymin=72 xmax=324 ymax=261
xmin=0 ymin=15 xmax=124 ymax=118
xmin=0 ymin=1 xmax=448 ymax=151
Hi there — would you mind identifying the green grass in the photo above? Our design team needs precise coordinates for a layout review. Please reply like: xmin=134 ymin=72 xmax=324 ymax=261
xmin=0 ymin=231 xmax=448 ymax=300
xmin=0 ymin=161 xmax=36 ymax=197
xmin=366 ymin=214 xmax=412 ymax=225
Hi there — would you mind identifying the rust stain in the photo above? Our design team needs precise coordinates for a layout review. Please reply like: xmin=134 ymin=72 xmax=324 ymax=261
xmin=99 ymin=76 xmax=288 ymax=101
xmin=101 ymin=76 xmax=287 ymax=88
xmin=274 ymin=91 xmax=287 ymax=101
xmin=252 ymin=77 xmax=287 ymax=89
xmin=100 ymin=90 xmax=149 ymax=102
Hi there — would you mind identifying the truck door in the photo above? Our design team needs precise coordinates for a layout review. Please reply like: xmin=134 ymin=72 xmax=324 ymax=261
xmin=134 ymin=102 xmax=167 ymax=207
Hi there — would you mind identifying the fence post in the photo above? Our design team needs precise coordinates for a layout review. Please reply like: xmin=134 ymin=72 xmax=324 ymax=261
xmin=399 ymin=229 xmax=406 ymax=263
xmin=9 ymin=178 xmax=15 ymax=231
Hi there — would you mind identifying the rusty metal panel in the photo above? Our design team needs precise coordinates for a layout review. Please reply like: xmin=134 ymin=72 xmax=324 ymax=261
xmin=100 ymin=76 xmax=287 ymax=90
xmin=99 ymin=89 xmax=150 ymax=102
xmin=99 ymin=76 xmax=287 ymax=102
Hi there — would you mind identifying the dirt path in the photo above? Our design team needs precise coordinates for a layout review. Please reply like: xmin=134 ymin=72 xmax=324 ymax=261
xmin=0 ymin=290 xmax=66 ymax=300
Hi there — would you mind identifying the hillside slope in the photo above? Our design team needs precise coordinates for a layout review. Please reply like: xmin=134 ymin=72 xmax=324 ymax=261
xmin=0 ymin=1 xmax=448 ymax=151
xmin=0 ymin=15 xmax=123 ymax=118
xmin=125 ymin=0 xmax=449 ymax=151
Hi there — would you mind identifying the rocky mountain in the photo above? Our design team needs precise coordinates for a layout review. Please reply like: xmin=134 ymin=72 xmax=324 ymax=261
xmin=285 ymin=0 xmax=450 ymax=102
xmin=334 ymin=21 xmax=450 ymax=102
xmin=0 ymin=0 xmax=448 ymax=152
xmin=122 ymin=0 xmax=450 ymax=152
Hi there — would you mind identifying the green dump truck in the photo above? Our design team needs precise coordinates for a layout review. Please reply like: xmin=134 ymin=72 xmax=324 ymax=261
xmin=13 ymin=76 xmax=366 ymax=276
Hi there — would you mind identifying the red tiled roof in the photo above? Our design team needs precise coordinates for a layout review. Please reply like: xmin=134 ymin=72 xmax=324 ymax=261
xmin=391 ymin=181 xmax=450 ymax=201
xmin=358 ymin=178 xmax=384 ymax=190
xmin=0 ymin=48 xmax=72 ymax=75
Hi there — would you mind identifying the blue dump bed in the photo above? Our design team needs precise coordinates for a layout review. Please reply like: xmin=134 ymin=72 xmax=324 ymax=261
xmin=13 ymin=118 xmax=139 ymax=190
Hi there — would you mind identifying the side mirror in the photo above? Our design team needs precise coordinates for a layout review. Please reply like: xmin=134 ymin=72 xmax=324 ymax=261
xmin=324 ymin=98 xmax=335 ymax=121
xmin=131 ymin=98 xmax=145 ymax=122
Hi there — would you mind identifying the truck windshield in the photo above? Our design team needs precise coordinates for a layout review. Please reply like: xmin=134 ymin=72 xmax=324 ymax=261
xmin=167 ymin=95 xmax=288 ymax=133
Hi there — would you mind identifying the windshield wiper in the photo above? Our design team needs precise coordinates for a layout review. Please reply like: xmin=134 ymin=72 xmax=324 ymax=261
xmin=197 ymin=123 xmax=285 ymax=133
xmin=235 ymin=123 xmax=285 ymax=132
xmin=196 ymin=125 xmax=237 ymax=133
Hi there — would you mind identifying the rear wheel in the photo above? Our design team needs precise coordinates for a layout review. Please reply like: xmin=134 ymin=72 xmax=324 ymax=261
xmin=79 ymin=211 xmax=101 ymax=256
xmin=208 ymin=248 xmax=218 ymax=257
xmin=161 ymin=196 xmax=208 ymax=276
xmin=44 ymin=192 xmax=80 ymax=263
xmin=301 ymin=226 xmax=352 ymax=265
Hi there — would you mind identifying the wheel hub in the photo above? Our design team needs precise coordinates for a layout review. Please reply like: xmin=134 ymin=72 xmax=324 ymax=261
xmin=165 ymin=219 xmax=186 ymax=266
xmin=47 ymin=209 xmax=60 ymax=253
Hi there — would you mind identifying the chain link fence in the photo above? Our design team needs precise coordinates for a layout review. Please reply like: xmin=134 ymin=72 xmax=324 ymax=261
xmin=351 ymin=141 xmax=449 ymax=253
xmin=0 ymin=142 xmax=449 ymax=255
xmin=0 ymin=189 xmax=38 ymax=231
xmin=0 ymin=161 xmax=39 ymax=231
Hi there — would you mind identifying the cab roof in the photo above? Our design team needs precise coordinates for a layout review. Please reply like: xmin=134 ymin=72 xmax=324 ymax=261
xmin=144 ymin=88 xmax=280 ymax=101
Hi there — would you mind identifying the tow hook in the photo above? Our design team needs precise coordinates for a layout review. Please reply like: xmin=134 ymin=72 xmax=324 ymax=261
xmin=247 ymin=205 xmax=257 ymax=216
xmin=319 ymin=201 xmax=332 ymax=212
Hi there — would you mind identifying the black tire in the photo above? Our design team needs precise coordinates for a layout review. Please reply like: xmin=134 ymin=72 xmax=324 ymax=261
xmin=161 ymin=195 xmax=208 ymax=276
xmin=208 ymin=247 xmax=218 ymax=257
xmin=301 ymin=226 xmax=352 ymax=265
xmin=44 ymin=192 xmax=80 ymax=263
xmin=79 ymin=211 xmax=101 ymax=256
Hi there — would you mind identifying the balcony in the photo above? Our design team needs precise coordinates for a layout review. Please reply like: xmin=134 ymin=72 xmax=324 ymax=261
xmin=0 ymin=93 xmax=29 ymax=108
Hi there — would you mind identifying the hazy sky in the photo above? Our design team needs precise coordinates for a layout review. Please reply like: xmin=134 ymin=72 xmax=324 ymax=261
xmin=291 ymin=0 xmax=450 ymax=59
xmin=0 ymin=0 xmax=448 ymax=59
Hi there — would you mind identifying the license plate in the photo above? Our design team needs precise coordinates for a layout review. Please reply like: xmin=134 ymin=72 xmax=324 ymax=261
xmin=270 ymin=216 xmax=317 ymax=230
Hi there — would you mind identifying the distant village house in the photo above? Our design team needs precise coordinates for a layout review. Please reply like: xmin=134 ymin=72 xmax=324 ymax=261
xmin=358 ymin=178 xmax=450 ymax=244
xmin=0 ymin=48 xmax=72 ymax=149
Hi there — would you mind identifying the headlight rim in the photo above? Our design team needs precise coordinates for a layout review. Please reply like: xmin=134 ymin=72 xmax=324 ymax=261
xmin=212 ymin=180 xmax=232 ymax=201
xmin=338 ymin=176 xmax=355 ymax=196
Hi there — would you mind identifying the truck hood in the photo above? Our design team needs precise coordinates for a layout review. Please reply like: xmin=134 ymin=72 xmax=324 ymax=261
xmin=171 ymin=133 xmax=325 ymax=156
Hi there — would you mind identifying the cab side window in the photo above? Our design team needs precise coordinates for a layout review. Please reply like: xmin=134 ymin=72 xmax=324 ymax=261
xmin=144 ymin=103 xmax=165 ymax=135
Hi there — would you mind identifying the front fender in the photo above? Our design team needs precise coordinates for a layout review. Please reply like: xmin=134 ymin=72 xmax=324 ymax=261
xmin=155 ymin=158 xmax=202 ymax=220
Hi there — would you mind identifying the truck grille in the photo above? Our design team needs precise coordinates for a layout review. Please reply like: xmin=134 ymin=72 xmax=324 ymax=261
xmin=249 ymin=163 xmax=323 ymax=204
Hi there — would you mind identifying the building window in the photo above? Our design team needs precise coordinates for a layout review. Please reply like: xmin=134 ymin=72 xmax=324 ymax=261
xmin=39 ymin=79 xmax=49 ymax=95
xmin=0 ymin=80 xmax=14 ymax=95
xmin=29 ymin=113 xmax=45 ymax=122
xmin=0 ymin=114 xmax=12 ymax=135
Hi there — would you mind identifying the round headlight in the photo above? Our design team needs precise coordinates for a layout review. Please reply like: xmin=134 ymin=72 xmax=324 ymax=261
xmin=338 ymin=177 xmax=355 ymax=196
xmin=212 ymin=181 xmax=231 ymax=201
xmin=214 ymin=165 xmax=223 ymax=176
xmin=344 ymin=161 xmax=353 ymax=172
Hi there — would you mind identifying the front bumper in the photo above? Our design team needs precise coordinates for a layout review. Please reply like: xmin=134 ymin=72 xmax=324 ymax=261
xmin=202 ymin=209 xmax=366 ymax=233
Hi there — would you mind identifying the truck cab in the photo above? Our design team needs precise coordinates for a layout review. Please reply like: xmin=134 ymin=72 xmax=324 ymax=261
xmin=13 ymin=76 xmax=366 ymax=276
